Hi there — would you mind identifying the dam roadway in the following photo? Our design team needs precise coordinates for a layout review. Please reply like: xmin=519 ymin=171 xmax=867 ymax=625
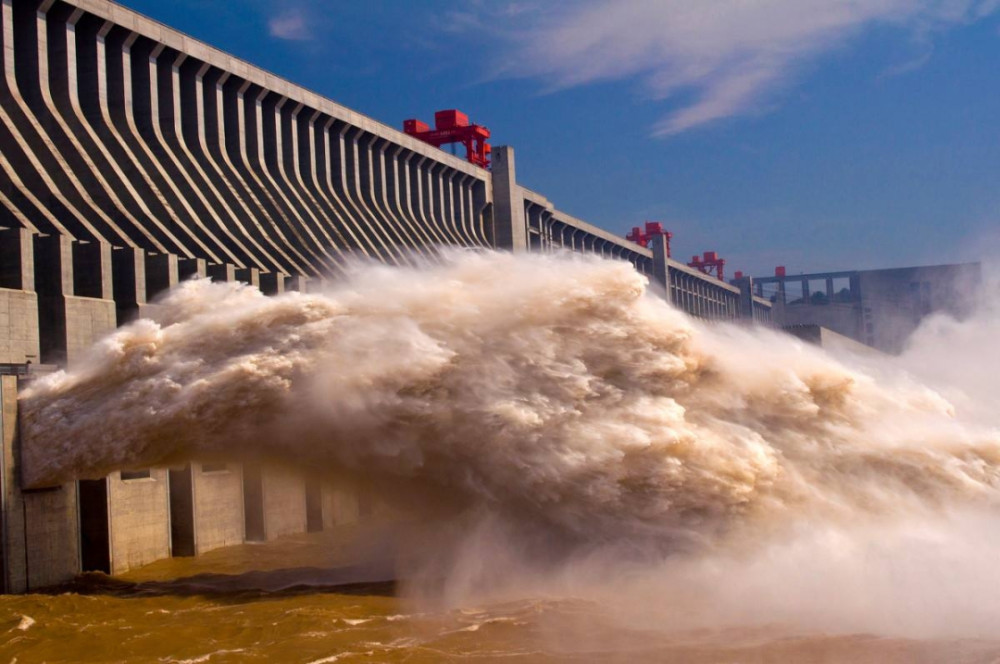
xmin=0 ymin=0 xmax=771 ymax=592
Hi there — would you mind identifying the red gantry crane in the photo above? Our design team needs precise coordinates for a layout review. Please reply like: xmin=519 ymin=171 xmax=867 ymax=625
xmin=688 ymin=251 xmax=726 ymax=281
xmin=403 ymin=109 xmax=491 ymax=168
xmin=625 ymin=221 xmax=672 ymax=255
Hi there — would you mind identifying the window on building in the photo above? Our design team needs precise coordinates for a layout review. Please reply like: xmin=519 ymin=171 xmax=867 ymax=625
xmin=121 ymin=469 xmax=151 ymax=481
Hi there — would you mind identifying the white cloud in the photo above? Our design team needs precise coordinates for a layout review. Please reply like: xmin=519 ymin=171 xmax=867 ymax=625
xmin=482 ymin=0 xmax=1000 ymax=135
xmin=268 ymin=8 xmax=311 ymax=41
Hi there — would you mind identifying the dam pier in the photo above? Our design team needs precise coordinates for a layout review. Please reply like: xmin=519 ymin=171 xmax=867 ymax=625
xmin=0 ymin=0 xmax=771 ymax=593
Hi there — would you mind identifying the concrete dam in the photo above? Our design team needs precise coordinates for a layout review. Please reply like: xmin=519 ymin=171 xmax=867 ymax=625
xmin=0 ymin=0 xmax=773 ymax=592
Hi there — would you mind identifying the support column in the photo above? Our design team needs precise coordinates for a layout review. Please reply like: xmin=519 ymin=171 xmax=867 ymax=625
xmin=145 ymin=253 xmax=179 ymax=299
xmin=112 ymin=246 xmax=146 ymax=324
xmin=207 ymin=262 xmax=235 ymax=282
xmin=178 ymin=257 xmax=207 ymax=280
xmin=736 ymin=275 xmax=755 ymax=321
xmin=490 ymin=146 xmax=528 ymax=252
xmin=649 ymin=233 xmax=672 ymax=305
xmin=259 ymin=272 xmax=285 ymax=295
xmin=234 ymin=267 xmax=259 ymax=288
xmin=0 ymin=229 xmax=40 ymax=364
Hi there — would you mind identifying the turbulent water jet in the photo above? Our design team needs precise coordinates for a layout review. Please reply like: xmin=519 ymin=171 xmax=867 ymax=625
xmin=19 ymin=251 xmax=1000 ymax=550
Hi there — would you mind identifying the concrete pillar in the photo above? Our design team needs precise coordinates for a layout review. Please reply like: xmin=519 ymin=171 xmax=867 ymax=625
xmin=0 ymin=229 xmax=40 ymax=364
xmin=107 ymin=469 xmax=171 ymax=574
xmin=490 ymin=146 xmax=527 ymax=252
xmin=259 ymin=272 xmax=285 ymax=295
xmin=72 ymin=241 xmax=113 ymax=301
xmin=190 ymin=462 xmax=244 ymax=554
xmin=2 ymin=375 xmax=81 ymax=592
xmin=207 ymin=262 xmax=235 ymax=282
xmin=34 ymin=234 xmax=73 ymax=365
xmin=649 ymin=234 xmax=672 ymax=305
xmin=736 ymin=276 xmax=755 ymax=320
xmin=261 ymin=465 xmax=307 ymax=540
xmin=112 ymin=246 xmax=146 ymax=324
xmin=178 ymin=257 xmax=207 ymax=280
xmin=285 ymin=274 xmax=308 ymax=292
xmin=0 ymin=228 xmax=35 ymax=291
xmin=826 ymin=277 xmax=834 ymax=299
xmin=234 ymin=266 xmax=259 ymax=288
xmin=145 ymin=253 xmax=179 ymax=299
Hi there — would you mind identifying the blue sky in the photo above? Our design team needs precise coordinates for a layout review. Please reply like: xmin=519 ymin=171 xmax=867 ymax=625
xmin=120 ymin=0 xmax=1000 ymax=277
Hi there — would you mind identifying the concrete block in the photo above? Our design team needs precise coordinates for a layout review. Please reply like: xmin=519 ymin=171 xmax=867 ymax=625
xmin=22 ymin=485 xmax=80 ymax=589
xmin=108 ymin=469 xmax=171 ymax=574
xmin=1 ymin=375 xmax=27 ymax=593
xmin=0 ymin=289 xmax=40 ymax=364
xmin=192 ymin=462 xmax=244 ymax=554
xmin=261 ymin=465 xmax=306 ymax=540
xmin=63 ymin=295 xmax=117 ymax=366
xmin=321 ymin=481 xmax=360 ymax=529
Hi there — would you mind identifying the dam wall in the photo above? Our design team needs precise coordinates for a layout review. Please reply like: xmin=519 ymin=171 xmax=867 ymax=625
xmin=0 ymin=0 xmax=772 ymax=592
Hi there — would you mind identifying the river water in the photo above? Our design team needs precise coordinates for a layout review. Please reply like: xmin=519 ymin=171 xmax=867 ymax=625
xmin=5 ymin=528 xmax=1000 ymax=663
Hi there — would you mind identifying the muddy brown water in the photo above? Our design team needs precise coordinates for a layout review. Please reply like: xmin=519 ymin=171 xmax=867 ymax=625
xmin=2 ymin=527 xmax=1000 ymax=664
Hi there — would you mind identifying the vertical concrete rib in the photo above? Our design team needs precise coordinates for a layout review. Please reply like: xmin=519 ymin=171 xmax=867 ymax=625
xmin=165 ymin=53 xmax=272 ymax=270
xmin=382 ymin=144 xmax=439 ymax=258
xmin=426 ymin=162 xmax=462 ymax=246
xmin=42 ymin=5 xmax=178 ymax=252
xmin=188 ymin=62 xmax=297 ymax=276
xmin=149 ymin=46 xmax=244 ymax=266
xmin=269 ymin=98 xmax=347 ymax=262
xmin=404 ymin=156 xmax=448 ymax=248
xmin=306 ymin=114 xmax=375 ymax=257
xmin=280 ymin=103 xmax=355 ymax=258
xmin=72 ymin=15 xmax=196 ymax=256
xmin=116 ymin=33 xmax=220 ymax=262
xmin=343 ymin=127 xmax=404 ymax=262
xmin=247 ymin=87 xmax=341 ymax=272
xmin=1 ymin=0 xmax=124 ymax=244
xmin=221 ymin=76 xmax=324 ymax=275
xmin=329 ymin=123 xmax=398 ymax=264
xmin=357 ymin=134 xmax=416 ymax=260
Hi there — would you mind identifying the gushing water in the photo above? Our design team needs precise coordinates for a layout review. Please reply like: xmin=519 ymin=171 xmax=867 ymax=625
xmin=18 ymin=250 xmax=1000 ymax=641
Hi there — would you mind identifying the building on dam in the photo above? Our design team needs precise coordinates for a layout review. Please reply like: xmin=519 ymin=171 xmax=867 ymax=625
xmin=745 ymin=263 xmax=981 ymax=354
xmin=0 ymin=0 xmax=773 ymax=592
